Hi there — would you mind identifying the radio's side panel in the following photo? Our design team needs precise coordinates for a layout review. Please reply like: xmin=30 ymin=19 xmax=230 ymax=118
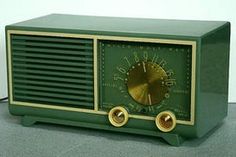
xmin=197 ymin=22 xmax=230 ymax=137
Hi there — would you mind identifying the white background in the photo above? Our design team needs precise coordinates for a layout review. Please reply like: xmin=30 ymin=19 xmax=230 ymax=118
xmin=0 ymin=0 xmax=235 ymax=102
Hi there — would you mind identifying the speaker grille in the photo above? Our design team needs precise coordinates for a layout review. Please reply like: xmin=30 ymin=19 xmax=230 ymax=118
xmin=11 ymin=34 xmax=94 ymax=108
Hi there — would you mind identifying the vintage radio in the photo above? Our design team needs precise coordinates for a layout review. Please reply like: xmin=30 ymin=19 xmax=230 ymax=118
xmin=6 ymin=14 xmax=230 ymax=146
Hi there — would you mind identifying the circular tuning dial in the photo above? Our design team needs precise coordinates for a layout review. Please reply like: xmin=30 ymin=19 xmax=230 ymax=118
xmin=126 ymin=61 xmax=168 ymax=106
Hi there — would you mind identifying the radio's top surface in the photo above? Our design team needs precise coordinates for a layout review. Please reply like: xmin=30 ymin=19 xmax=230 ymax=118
xmin=7 ymin=14 xmax=229 ymax=38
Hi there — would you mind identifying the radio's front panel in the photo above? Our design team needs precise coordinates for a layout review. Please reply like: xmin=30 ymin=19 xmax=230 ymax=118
xmin=7 ymin=30 xmax=196 ymax=133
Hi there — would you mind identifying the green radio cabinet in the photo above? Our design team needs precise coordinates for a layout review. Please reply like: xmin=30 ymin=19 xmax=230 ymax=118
xmin=6 ymin=14 xmax=230 ymax=146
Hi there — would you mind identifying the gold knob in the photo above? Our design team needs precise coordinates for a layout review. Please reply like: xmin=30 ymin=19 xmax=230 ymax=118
xmin=155 ymin=111 xmax=176 ymax=132
xmin=126 ymin=61 xmax=168 ymax=106
xmin=108 ymin=106 xmax=129 ymax=127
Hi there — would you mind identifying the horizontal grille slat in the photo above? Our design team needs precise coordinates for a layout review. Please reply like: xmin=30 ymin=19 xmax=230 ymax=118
xmin=13 ymin=57 xmax=93 ymax=67
xmin=12 ymin=41 xmax=93 ymax=50
xmin=14 ymin=79 xmax=93 ymax=90
xmin=11 ymin=34 xmax=94 ymax=108
xmin=14 ymin=95 xmax=92 ymax=106
xmin=13 ymin=63 xmax=93 ymax=73
xmin=12 ymin=35 xmax=93 ymax=44
xmin=12 ymin=47 xmax=93 ymax=56
xmin=14 ymin=90 xmax=93 ymax=101
xmin=13 ymin=73 xmax=93 ymax=84
xmin=12 ymin=51 xmax=93 ymax=61
xmin=14 ymin=84 xmax=93 ymax=95
xmin=13 ymin=69 xmax=93 ymax=79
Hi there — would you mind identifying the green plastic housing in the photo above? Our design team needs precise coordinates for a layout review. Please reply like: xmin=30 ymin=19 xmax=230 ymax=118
xmin=5 ymin=14 xmax=230 ymax=146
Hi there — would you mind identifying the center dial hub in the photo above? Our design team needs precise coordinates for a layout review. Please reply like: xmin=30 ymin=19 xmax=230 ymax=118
xmin=126 ymin=61 xmax=168 ymax=106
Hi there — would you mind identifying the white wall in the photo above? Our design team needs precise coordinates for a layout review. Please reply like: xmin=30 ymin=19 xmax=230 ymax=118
xmin=0 ymin=0 xmax=235 ymax=102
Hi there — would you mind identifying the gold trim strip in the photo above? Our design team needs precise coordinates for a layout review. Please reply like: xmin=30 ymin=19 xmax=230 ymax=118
xmin=7 ymin=30 xmax=196 ymax=45
xmin=12 ymin=101 xmax=107 ymax=115
xmin=190 ymin=43 xmax=197 ymax=125
xmin=97 ymin=36 xmax=195 ymax=45
xmin=93 ymin=38 xmax=98 ymax=111
xmin=129 ymin=114 xmax=155 ymax=121
xmin=176 ymin=120 xmax=193 ymax=125
xmin=7 ymin=30 xmax=196 ymax=126
xmin=129 ymin=115 xmax=194 ymax=125
xmin=11 ymin=100 xmax=195 ymax=125
xmin=7 ymin=31 xmax=13 ymax=104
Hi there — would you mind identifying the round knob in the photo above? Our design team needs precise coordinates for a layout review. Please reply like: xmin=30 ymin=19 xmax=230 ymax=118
xmin=155 ymin=111 xmax=176 ymax=132
xmin=108 ymin=106 xmax=129 ymax=127
xmin=126 ymin=61 xmax=168 ymax=106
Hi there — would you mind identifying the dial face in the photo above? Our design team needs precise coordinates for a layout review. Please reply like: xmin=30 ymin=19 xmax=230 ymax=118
xmin=99 ymin=40 xmax=192 ymax=121
xmin=126 ymin=62 xmax=169 ymax=106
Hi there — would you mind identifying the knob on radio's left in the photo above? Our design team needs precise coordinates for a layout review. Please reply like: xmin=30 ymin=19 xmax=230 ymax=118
xmin=108 ymin=106 xmax=129 ymax=127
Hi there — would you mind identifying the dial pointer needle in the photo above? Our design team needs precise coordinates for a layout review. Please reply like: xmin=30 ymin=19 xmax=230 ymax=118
xmin=142 ymin=61 xmax=146 ymax=73
xmin=148 ymin=94 xmax=152 ymax=105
